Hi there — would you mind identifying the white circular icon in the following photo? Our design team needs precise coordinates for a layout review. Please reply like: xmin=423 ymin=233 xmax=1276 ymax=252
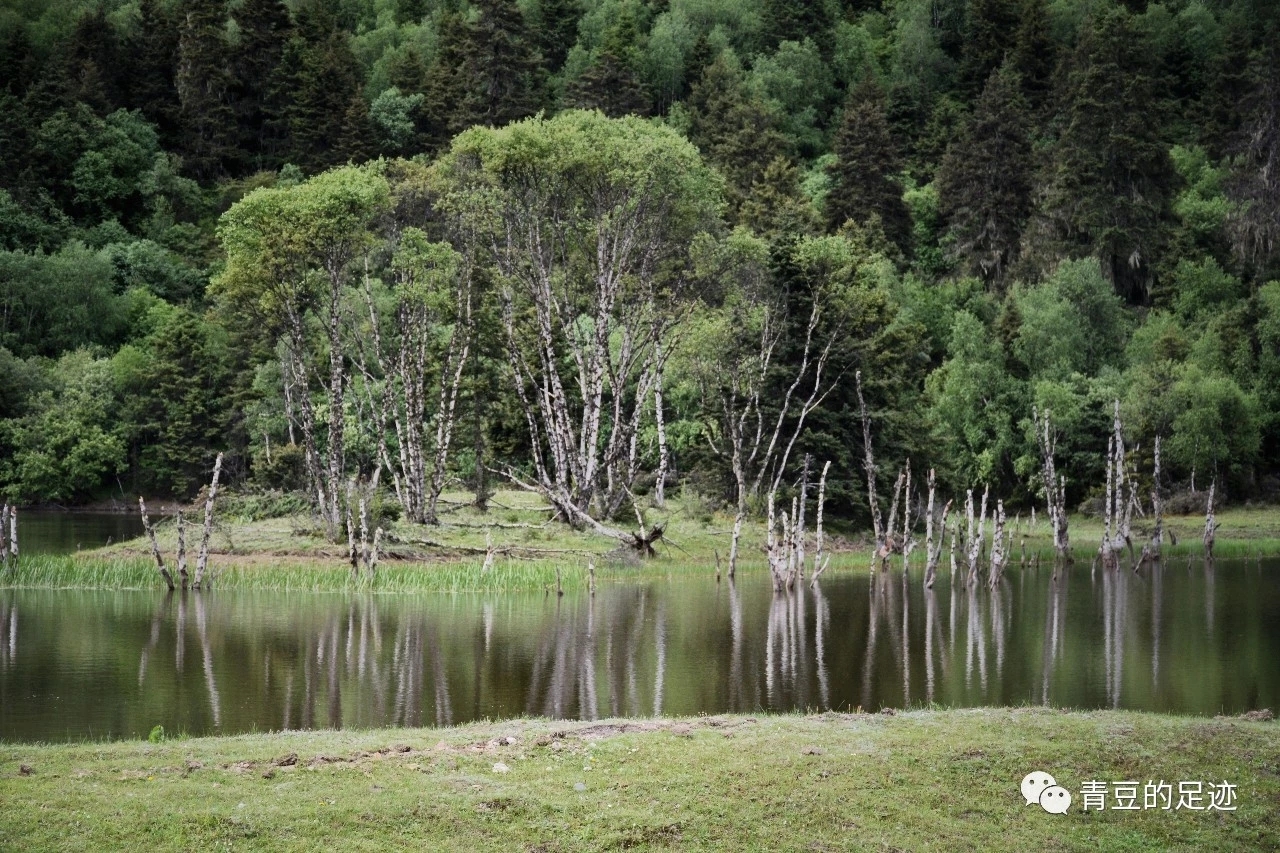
xmin=1021 ymin=770 xmax=1057 ymax=805
xmin=1039 ymin=785 xmax=1073 ymax=814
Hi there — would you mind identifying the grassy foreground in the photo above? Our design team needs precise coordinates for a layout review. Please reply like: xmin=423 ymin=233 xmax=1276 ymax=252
xmin=2 ymin=709 xmax=1277 ymax=851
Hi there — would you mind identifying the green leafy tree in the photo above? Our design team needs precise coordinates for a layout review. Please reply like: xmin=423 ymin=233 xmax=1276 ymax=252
xmin=114 ymin=306 xmax=231 ymax=497
xmin=0 ymin=351 xmax=125 ymax=503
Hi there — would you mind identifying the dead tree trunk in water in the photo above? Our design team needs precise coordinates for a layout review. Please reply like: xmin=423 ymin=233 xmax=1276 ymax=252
xmin=1203 ymin=480 xmax=1219 ymax=559
xmin=7 ymin=506 xmax=15 ymax=561
xmin=1033 ymin=407 xmax=1070 ymax=559
xmin=856 ymin=371 xmax=885 ymax=567
xmin=811 ymin=461 xmax=832 ymax=586
xmin=965 ymin=486 xmax=989 ymax=586
xmin=139 ymin=497 xmax=175 ymax=591
xmin=923 ymin=469 xmax=952 ymax=590
xmin=988 ymin=500 xmax=1008 ymax=589
xmin=176 ymin=512 xmax=188 ymax=589
xmin=193 ymin=452 xmax=223 ymax=590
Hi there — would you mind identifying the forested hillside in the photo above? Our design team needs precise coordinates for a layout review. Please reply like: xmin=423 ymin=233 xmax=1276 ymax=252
xmin=0 ymin=0 xmax=1276 ymax=528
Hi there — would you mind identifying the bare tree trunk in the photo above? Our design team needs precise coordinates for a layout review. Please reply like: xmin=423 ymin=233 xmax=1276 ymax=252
xmin=965 ymin=485 xmax=989 ymax=586
xmin=9 ymin=507 xmax=17 ymax=560
xmin=654 ymin=343 xmax=669 ymax=508
xmin=924 ymin=470 xmax=952 ymax=590
xmin=856 ymin=371 xmax=884 ymax=562
xmin=1150 ymin=435 xmax=1164 ymax=557
xmin=1203 ymin=480 xmax=1219 ymax=559
xmin=988 ymin=500 xmax=1007 ymax=589
xmin=193 ymin=452 xmax=223 ymax=590
xmin=176 ymin=511 xmax=188 ymax=589
xmin=1034 ymin=407 xmax=1070 ymax=559
xmin=140 ymin=497 xmax=174 ymax=591
xmin=811 ymin=461 xmax=832 ymax=586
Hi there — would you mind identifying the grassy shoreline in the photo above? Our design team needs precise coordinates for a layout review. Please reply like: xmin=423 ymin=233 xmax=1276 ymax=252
xmin=5 ymin=493 xmax=1280 ymax=593
xmin=2 ymin=709 xmax=1277 ymax=850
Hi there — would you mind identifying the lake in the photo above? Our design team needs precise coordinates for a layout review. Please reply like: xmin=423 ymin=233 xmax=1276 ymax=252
xmin=1 ymin=557 xmax=1276 ymax=741
xmin=16 ymin=509 xmax=147 ymax=555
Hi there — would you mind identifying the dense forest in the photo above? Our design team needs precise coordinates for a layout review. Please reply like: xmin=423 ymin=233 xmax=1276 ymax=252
xmin=0 ymin=0 xmax=1277 ymax=535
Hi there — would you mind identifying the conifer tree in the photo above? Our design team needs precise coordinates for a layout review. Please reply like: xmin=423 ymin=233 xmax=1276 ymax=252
xmin=937 ymin=64 xmax=1032 ymax=285
xmin=535 ymin=0 xmax=582 ymax=72
xmin=1037 ymin=8 xmax=1176 ymax=302
xmin=686 ymin=53 xmax=788 ymax=219
xmin=176 ymin=0 xmax=236 ymax=178
xmin=825 ymin=78 xmax=912 ymax=256
xmin=762 ymin=0 xmax=832 ymax=53
xmin=739 ymin=156 xmax=820 ymax=240
xmin=280 ymin=21 xmax=366 ymax=172
xmin=565 ymin=13 xmax=649 ymax=117
xmin=61 ymin=7 xmax=124 ymax=113
xmin=337 ymin=94 xmax=378 ymax=164
xmin=457 ymin=0 xmax=542 ymax=129
xmin=126 ymin=0 xmax=182 ymax=146
xmin=231 ymin=0 xmax=294 ymax=170
xmin=1227 ymin=40 xmax=1280 ymax=281
xmin=960 ymin=0 xmax=1019 ymax=97
xmin=422 ymin=12 xmax=472 ymax=147
xmin=1008 ymin=0 xmax=1055 ymax=113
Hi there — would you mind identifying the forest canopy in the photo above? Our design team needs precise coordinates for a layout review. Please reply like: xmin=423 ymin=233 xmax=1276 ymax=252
xmin=0 ymin=0 xmax=1277 ymax=527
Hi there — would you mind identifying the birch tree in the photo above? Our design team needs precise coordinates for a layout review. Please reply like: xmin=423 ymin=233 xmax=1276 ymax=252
xmin=435 ymin=111 xmax=719 ymax=536
xmin=216 ymin=164 xmax=390 ymax=539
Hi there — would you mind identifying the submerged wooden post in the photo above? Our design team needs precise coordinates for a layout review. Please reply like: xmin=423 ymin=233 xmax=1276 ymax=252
xmin=193 ymin=452 xmax=223 ymax=590
xmin=140 ymin=497 xmax=175 ymax=591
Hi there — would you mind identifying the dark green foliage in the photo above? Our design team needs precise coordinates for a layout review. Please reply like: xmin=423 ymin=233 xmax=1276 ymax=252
xmin=565 ymin=13 xmax=649 ymax=117
xmin=825 ymin=79 xmax=912 ymax=257
xmin=686 ymin=54 xmax=788 ymax=221
xmin=535 ymin=0 xmax=582 ymax=72
xmin=229 ymin=0 xmax=294 ymax=170
xmin=175 ymin=0 xmax=237 ymax=179
xmin=959 ymin=0 xmax=1020 ymax=96
xmin=937 ymin=64 xmax=1032 ymax=285
xmin=279 ymin=24 xmax=367 ymax=172
xmin=1036 ymin=8 xmax=1178 ymax=304
xmin=456 ymin=0 xmax=543 ymax=129
xmin=114 ymin=307 xmax=231 ymax=498
xmin=0 ymin=0 xmax=1272 ymax=505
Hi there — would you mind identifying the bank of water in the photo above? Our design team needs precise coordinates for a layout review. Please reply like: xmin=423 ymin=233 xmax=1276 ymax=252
xmin=1 ymin=557 xmax=1276 ymax=742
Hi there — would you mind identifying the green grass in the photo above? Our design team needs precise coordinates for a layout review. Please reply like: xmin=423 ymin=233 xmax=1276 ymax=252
xmin=2 ymin=709 xmax=1277 ymax=851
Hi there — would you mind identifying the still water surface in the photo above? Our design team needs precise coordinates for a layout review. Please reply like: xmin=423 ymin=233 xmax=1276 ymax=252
xmin=18 ymin=510 xmax=146 ymax=555
xmin=1 ymin=558 xmax=1276 ymax=741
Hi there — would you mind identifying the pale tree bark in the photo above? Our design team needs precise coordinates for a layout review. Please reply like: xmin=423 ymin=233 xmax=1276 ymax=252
xmin=923 ymin=469 xmax=953 ymax=590
xmin=176 ymin=512 xmax=188 ymax=589
xmin=1203 ymin=480 xmax=1220 ymax=559
xmin=1033 ymin=406 xmax=1070 ymax=559
xmin=139 ymin=497 xmax=174 ymax=591
xmin=653 ymin=339 xmax=670 ymax=509
xmin=965 ymin=485 xmax=989 ymax=586
xmin=704 ymin=290 xmax=840 ymax=575
xmin=193 ymin=452 xmax=223 ymax=590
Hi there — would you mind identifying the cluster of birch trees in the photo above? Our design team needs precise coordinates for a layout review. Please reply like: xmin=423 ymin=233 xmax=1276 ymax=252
xmin=215 ymin=111 xmax=871 ymax=549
